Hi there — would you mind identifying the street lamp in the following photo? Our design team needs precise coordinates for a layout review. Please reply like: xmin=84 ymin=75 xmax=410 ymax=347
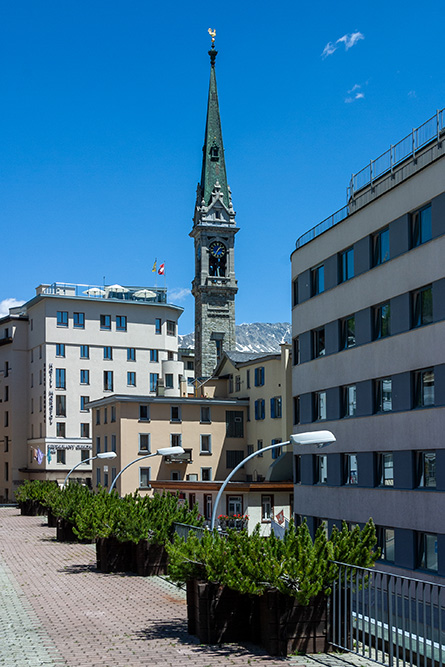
xmin=62 ymin=451 xmax=117 ymax=488
xmin=210 ymin=431 xmax=336 ymax=530
xmin=108 ymin=446 xmax=185 ymax=494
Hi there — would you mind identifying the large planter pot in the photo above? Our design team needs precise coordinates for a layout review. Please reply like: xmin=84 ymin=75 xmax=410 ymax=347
xmin=56 ymin=518 xmax=92 ymax=543
xmin=47 ymin=509 xmax=58 ymax=528
xmin=258 ymin=590 xmax=330 ymax=656
xmin=186 ymin=579 xmax=257 ymax=644
xmin=19 ymin=500 xmax=46 ymax=516
xmin=96 ymin=537 xmax=135 ymax=573
xmin=134 ymin=540 xmax=168 ymax=576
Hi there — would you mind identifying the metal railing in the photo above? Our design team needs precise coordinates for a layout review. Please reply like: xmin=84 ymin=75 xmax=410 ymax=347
xmin=296 ymin=109 xmax=445 ymax=250
xmin=331 ymin=560 xmax=445 ymax=667
xmin=173 ymin=522 xmax=207 ymax=541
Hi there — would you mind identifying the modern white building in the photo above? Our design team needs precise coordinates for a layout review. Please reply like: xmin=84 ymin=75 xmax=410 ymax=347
xmin=0 ymin=282 xmax=184 ymax=498
xmin=291 ymin=110 xmax=445 ymax=580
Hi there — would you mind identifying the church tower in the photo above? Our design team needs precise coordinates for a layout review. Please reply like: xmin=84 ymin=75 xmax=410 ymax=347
xmin=191 ymin=34 xmax=238 ymax=378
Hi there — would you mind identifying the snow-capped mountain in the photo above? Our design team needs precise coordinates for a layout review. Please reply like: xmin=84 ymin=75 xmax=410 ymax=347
xmin=179 ymin=322 xmax=291 ymax=354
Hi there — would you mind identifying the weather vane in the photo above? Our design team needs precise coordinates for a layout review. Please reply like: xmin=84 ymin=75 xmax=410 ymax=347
xmin=208 ymin=28 xmax=216 ymax=44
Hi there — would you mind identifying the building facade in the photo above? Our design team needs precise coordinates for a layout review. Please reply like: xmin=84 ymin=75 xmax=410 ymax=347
xmin=0 ymin=282 xmax=184 ymax=497
xmin=291 ymin=111 xmax=445 ymax=580
xmin=191 ymin=40 xmax=238 ymax=379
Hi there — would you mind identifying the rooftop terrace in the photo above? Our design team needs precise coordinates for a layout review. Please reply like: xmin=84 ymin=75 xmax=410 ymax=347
xmin=35 ymin=282 xmax=167 ymax=304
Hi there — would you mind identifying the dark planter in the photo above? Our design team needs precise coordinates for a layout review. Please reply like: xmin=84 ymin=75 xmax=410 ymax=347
xmin=56 ymin=518 xmax=92 ymax=543
xmin=19 ymin=499 xmax=46 ymax=516
xmin=95 ymin=537 xmax=135 ymax=573
xmin=258 ymin=590 xmax=330 ymax=656
xmin=134 ymin=540 xmax=168 ymax=576
xmin=47 ymin=509 xmax=58 ymax=528
xmin=186 ymin=579 xmax=257 ymax=644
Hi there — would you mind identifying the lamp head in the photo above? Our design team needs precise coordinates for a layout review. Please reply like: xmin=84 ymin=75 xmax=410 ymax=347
xmin=290 ymin=431 xmax=336 ymax=447
xmin=157 ymin=446 xmax=185 ymax=457
xmin=96 ymin=451 xmax=118 ymax=459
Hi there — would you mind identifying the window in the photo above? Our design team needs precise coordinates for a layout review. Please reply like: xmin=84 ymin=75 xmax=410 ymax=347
xmin=413 ymin=369 xmax=435 ymax=407
xmin=204 ymin=494 xmax=213 ymax=520
xmin=139 ymin=467 xmax=151 ymax=488
xmin=200 ymin=434 xmax=211 ymax=454
xmin=200 ymin=406 xmax=211 ymax=423
xmin=139 ymin=405 xmax=150 ymax=421
xmin=293 ymin=396 xmax=300 ymax=425
xmin=171 ymin=433 xmax=182 ymax=448
xmin=313 ymin=327 xmax=326 ymax=358
xmin=261 ymin=495 xmax=274 ymax=522
xmin=311 ymin=264 xmax=325 ymax=295
xmin=417 ymin=451 xmax=436 ymax=488
xmin=116 ymin=315 xmax=127 ymax=331
xmin=257 ymin=439 xmax=263 ymax=458
xmin=96 ymin=468 xmax=101 ymax=487
xmin=171 ymin=406 xmax=181 ymax=422
xmin=226 ymin=411 xmax=244 ymax=438
xmin=100 ymin=314 xmax=111 ymax=330
xmin=95 ymin=410 xmax=100 ymax=425
xmin=80 ymin=396 xmax=89 ymax=412
xmin=292 ymin=337 xmax=300 ymax=365
xmin=270 ymin=396 xmax=282 ymax=419
xmin=341 ymin=315 xmax=355 ymax=349
xmin=4 ymin=436 xmax=8 ymax=453
xmin=39 ymin=369 xmax=43 ymax=385
xmin=254 ymin=367 xmax=265 ymax=386
xmin=235 ymin=375 xmax=241 ymax=392
xmin=372 ymin=227 xmax=389 ymax=266
xmin=127 ymin=372 xmax=136 ymax=386
xmin=57 ymin=311 xmax=68 ymax=327
xmin=343 ymin=385 xmax=356 ymax=417
xmin=56 ymin=423 xmax=66 ymax=438
xmin=378 ymin=452 xmax=394 ymax=487
xmin=73 ymin=312 xmax=85 ymax=329
xmin=139 ymin=433 xmax=150 ymax=453
xmin=56 ymin=368 xmax=66 ymax=389
xmin=96 ymin=436 xmax=101 ymax=454
xmin=226 ymin=450 xmax=244 ymax=469
xmin=227 ymin=495 xmax=243 ymax=515
xmin=79 ymin=449 xmax=89 ymax=463
xmin=292 ymin=278 xmax=299 ymax=307
xmin=314 ymin=391 xmax=326 ymax=421
xmin=411 ymin=204 xmax=432 ymax=248
xmin=111 ymin=435 xmax=116 ymax=452
xmin=417 ymin=532 xmax=438 ymax=571
xmin=149 ymin=373 xmax=159 ymax=392
xmin=411 ymin=285 xmax=433 ymax=328
xmin=168 ymin=351 xmax=174 ymax=360
xmin=294 ymin=455 xmax=301 ymax=484
xmin=57 ymin=449 xmax=66 ymax=464
xmin=344 ymin=454 xmax=358 ymax=485
xmin=201 ymin=467 xmax=212 ymax=481
xmin=165 ymin=373 xmax=174 ymax=389
xmin=80 ymin=345 xmax=89 ymax=359
xmin=103 ymin=346 xmax=112 ymax=360
xmin=246 ymin=369 xmax=250 ymax=388
xmin=340 ymin=247 xmax=354 ymax=282
xmin=127 ymin=347 xmax=136 ymax=361
xmin=104 ymin=434 xmax=108 ymax=450
xmin=155 ymin=318 xmax=162 ymax=334
xmin=375 ymin=378 xmax=392 ymax=412
xmin=56 ymin=395 xmax=67 ymax=417
xmin=316 ymin=454 xmax=328 ymax=484
xmin=150 ymin=349 xmax=158 ymax=362
xmin=271 ymin=439 xmax=282 ymax=459
xmin=254 ymin=399 xmax=265 ymax=421
xmin=373 ymin=302 xmax=390 ymax=339
xmin=228 ymin=375 xmax=234 ymax=393
xmin=80 ymin=369 xmax=89 ymax=385
xmin=166 ymin=320 xmax=176 ymax=336
xmin=56 ymin=343 xmax=65 ymax=357
xmin=103 ymin=371 xmax=113 ymax=391
xmin=378 ymin=527 xmax=395 ymax=562
xmin=80 ymin=423 xmax=89 ymax=438
xmin=104 ymin=408 xmax=108 ymax=424
xmin=186 ymin=360 xmax=194 ymax=370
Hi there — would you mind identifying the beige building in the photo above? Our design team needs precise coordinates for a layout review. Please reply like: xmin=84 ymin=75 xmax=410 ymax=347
xmin=0 ymin=282 xmax=184 ymax=498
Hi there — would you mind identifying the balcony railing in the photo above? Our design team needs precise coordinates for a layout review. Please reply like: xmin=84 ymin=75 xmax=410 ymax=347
xmin=296 ymin=109 xmax=445 ymax=250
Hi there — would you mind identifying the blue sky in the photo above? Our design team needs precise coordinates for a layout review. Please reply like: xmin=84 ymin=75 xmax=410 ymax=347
xmin=1 ymin=0 xmax=444 ymax=334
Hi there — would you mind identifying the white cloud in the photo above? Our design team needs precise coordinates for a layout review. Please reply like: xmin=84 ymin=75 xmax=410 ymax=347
xmin=322 ymin=31 xmax=364 ymax=58
xmin=408 ymin=90 xmax=417 ymax=98
xmin=345 ymin=84 xmax=365 ymax=104
xmin=0 ymin=298 xmax=25 ymax=318
xmin=169 ymin=287 xmax=191 ymax=302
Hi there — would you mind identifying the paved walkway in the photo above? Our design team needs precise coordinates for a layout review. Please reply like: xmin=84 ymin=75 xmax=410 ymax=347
xmin=0 ymin=508 xmax=378 ymax=667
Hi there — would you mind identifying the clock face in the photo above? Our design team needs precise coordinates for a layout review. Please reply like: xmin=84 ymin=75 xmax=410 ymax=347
xmin=209 ymin=241 xmax=226 ymax=259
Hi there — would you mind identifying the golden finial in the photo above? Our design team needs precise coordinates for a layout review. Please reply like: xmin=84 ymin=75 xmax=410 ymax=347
xmin=208 ymin=28 xmax=216 ymax=44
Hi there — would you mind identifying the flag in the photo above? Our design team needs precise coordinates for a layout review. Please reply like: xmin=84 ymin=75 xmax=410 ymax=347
xmin=276 ymin=509 xmax=285 ymax=525
xmin=158 ymin=263 xmax=165 ymax=275
xmin=36 ymin=448 xmax=44 ymax=465
xmin=31 ymin=447 xmax=36 ymax=461
xmin=152 ymin=259 xmax=157 ymax=273
xmin=47 ymin=448 xmax=52 ymax=464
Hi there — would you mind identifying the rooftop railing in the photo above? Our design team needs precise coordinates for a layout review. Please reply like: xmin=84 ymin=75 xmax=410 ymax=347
xmin=38 ymin=282 xmax=167 ymax=304
xmin=296 ymin=109 xmax=445 ymax=250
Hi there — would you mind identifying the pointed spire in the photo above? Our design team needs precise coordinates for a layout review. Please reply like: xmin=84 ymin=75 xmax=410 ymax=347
xmin=199 ymin=30 xmax=230 ymax=208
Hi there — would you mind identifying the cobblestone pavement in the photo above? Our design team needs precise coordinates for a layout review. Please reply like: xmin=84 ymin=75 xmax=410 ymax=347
xmin=0 ymin=508 xmax=379 ymax=667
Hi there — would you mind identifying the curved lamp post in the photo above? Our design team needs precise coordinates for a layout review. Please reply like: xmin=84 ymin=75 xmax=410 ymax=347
xmin=62 ymin=451 xmax=117 ymax=488
xmin=108 ymin=446 xmax=185 ymax=494
xmin=210 ymin=430 xmax=336 ymax=530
